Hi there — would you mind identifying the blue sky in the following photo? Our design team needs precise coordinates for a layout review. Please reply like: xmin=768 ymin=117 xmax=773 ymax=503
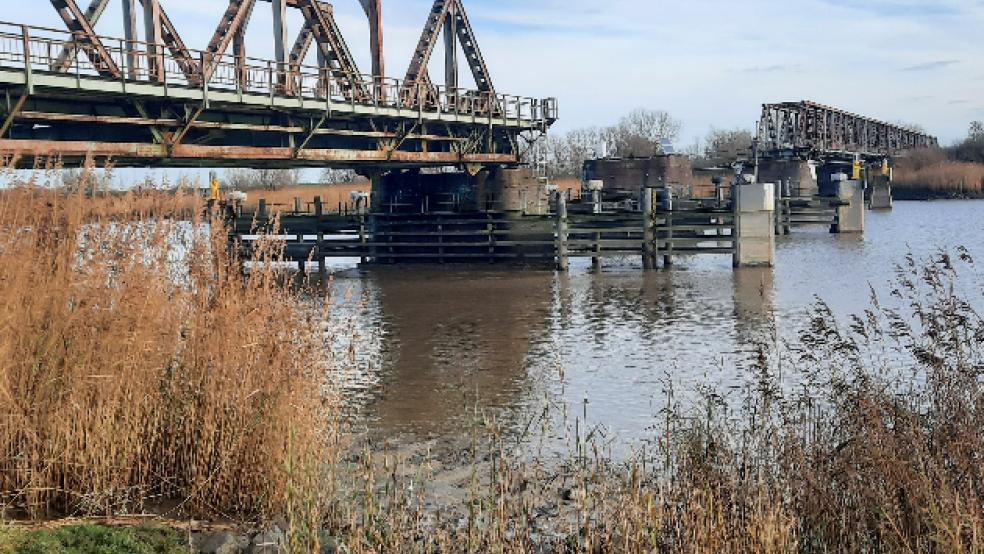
xmin=6 ymin=0 xmax=983 ymax=146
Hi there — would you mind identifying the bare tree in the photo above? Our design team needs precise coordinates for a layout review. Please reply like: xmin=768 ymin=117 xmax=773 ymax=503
xmin=529 ymin=108 xmax=684 ymax=178
xmin=608 ymin=109 xmax=682 ymax=158
xmin=319 ymin=168 xmax=363 ymax=184
xmin=951 ymin=121 xmax=984 ymax=163
xmin=970 ymin=121 xmax=984 ymax=140
xmin=703 ymin=127 xmax=754 ymax=165
xmin=225 ymin=169 xmax=300 ymax=191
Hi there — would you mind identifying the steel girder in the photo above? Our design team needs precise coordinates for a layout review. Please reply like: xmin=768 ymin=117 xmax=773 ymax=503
xmin=759 ymin=100 xmax=938 ymax=157
xmin=401 ymin=0 xmax=498 ymax=109
xmin=48 ymin=0 xmax=121 ymax=78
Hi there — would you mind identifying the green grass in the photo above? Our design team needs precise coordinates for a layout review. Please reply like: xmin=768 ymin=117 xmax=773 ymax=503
xmin=0 ymin=525 xmax=190 ymax=554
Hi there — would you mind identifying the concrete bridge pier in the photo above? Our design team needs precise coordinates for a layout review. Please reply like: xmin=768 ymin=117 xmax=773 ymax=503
xmin=371 ymin=167 xmax=546 ymax=215
xmin=733 ymin=181 xmax=776 ymax=268
xmin=868 ymin=163 xmax=893 ymax=210
xmin=757 ymin=159 xmax=818 ymax=197
xmin=868 ymin=177 xmax=893 ymax=210
xmin=829 ymin=174 xmax=865 ymax=233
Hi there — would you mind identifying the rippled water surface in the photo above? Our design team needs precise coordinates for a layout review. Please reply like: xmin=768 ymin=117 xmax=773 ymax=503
xmin=321 ymin=201 xmax=984 ymax=444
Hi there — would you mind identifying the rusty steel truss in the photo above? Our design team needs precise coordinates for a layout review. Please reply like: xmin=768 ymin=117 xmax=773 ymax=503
xmin=759 ymin=100 xmax=937 ymax=159
xmin=0 ymin=0 xmax=557 ymax=169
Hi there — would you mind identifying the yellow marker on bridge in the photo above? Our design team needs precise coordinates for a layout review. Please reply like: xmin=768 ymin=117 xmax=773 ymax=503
xmin=209 ymin=171 xmax=220 ymax=201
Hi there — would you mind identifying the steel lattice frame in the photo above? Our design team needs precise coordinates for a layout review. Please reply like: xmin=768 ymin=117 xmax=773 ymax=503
xmin=0 ymin=1 xmax=557 ymax=169
xmin=759 ymin=100 xmax=938 ymax=158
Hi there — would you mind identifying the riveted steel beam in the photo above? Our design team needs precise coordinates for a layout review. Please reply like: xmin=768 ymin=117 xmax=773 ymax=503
xmin=52 ymin=0 xmax=110 ymax=72
xmin=48 ymin=0 xmax=121 ymax=78
xmin=759 ymin=100 xmax=938 ymax=157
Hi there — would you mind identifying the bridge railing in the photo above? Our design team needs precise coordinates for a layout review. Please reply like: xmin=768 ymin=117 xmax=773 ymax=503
xmin=0 ymin=21 xmax=558 ymax=127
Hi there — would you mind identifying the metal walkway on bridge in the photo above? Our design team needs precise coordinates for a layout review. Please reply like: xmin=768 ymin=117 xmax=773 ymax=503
xmin=0 ymin=0 xmax=557 ymax=169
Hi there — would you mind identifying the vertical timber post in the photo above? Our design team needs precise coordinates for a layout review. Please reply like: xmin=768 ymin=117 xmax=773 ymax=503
xmin=774 ymin=179 xmax=783 ymax=236
xmin=662 ymin=188 xmax=674 ymax=268
xmin=555 ymin=191 xmax=568 ymax=272
xmin=314 ymin=196 xmax=327 ymax=286
xmin=642 ymin=187 xmax=656 ymax=271
xmin=358 ymin=197 xmax=368 ymax=265
xmin=782 ymin=180 xmax=791 ymax=235
xmin=487 ymin=215 xmax=495 ymax=264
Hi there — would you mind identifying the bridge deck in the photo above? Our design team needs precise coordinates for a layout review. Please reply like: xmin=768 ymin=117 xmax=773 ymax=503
xmin=0 ymin=22 xmax=557 ymax=169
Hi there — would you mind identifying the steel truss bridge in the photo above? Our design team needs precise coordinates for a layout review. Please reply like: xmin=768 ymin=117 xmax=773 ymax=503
xmin=0 ymin=0 xmax=557 ymax=169
xmin=759 ymin=100 xmax=937 ymax=160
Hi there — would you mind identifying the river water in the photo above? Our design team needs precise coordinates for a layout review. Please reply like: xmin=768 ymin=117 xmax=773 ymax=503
xmin=322 ymin=201 xmax=984 ymax=448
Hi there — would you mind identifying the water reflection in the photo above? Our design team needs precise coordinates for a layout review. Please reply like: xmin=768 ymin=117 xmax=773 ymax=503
xmin=365 ymin=269 xmax=555 ymax=436
xmin=324 ymin=201 xmax=984 ymax=446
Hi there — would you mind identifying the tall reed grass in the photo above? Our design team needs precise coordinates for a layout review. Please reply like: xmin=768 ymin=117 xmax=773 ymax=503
xmin=894 ymin=149 xmax=984 ymax=199
xmin=319 ymin=249 xmax=984 ymax=553
xmin=0 ymin=165 xmax=334 ymax=536
xmin=3 ymin=164 xmax=982 ymax=553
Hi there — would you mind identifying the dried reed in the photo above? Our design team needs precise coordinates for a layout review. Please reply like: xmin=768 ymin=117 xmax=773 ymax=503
xmin=0 ymin=163 xmax=334 ymax=538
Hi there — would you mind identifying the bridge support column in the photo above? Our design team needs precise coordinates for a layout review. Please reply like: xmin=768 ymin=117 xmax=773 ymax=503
xmin=369 ymin=173 xmax=386 ymax=213
xmin=733 ymin=182 xmax=776 ymax=268
xmin=757 ymin=159 xmax=818 ymax=198
xmin=868 ymin=176 xmax=893 ymax=210
xmin=555 ymin=191 xmax=569 ymax=272
xmin=830 ymin=175 xmax=865 ymax=233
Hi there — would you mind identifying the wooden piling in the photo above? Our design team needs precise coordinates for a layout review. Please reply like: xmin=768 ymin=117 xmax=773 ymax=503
xmin=782 ymin=180 xmax=791 ymax=235
xmin=642 ymin=188 xmax=655 ymax=270
xmin=486 ymin=217 xmax=495 ymax=264
xmin=592 ymin=230 xmax=602 ymax=271
xmin=358 ymin=209 xmax=368 ymax=265
xmin=662 ymin=188 xmax=674 ymax=268
xmin=258 ymin=198 xmax=267 ymax=220
xmin=293 ymin=196 xmax=301 ymax=214
xmin=774 ymin=181 xmax=783 ymax=236
xmin=555 ymin=192 xmax=569 ymax=271
xmin=731 ymin=184 xmax=741 ymax=268
xmin=438 ymin=223 xmax=445 ymax=264
xmin=314 ymin=196 xmax=326 ymax=286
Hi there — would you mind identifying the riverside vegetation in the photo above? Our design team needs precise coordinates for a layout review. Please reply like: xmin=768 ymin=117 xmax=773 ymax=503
xmin=1 ymin=165 xmax=983 ymax=552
